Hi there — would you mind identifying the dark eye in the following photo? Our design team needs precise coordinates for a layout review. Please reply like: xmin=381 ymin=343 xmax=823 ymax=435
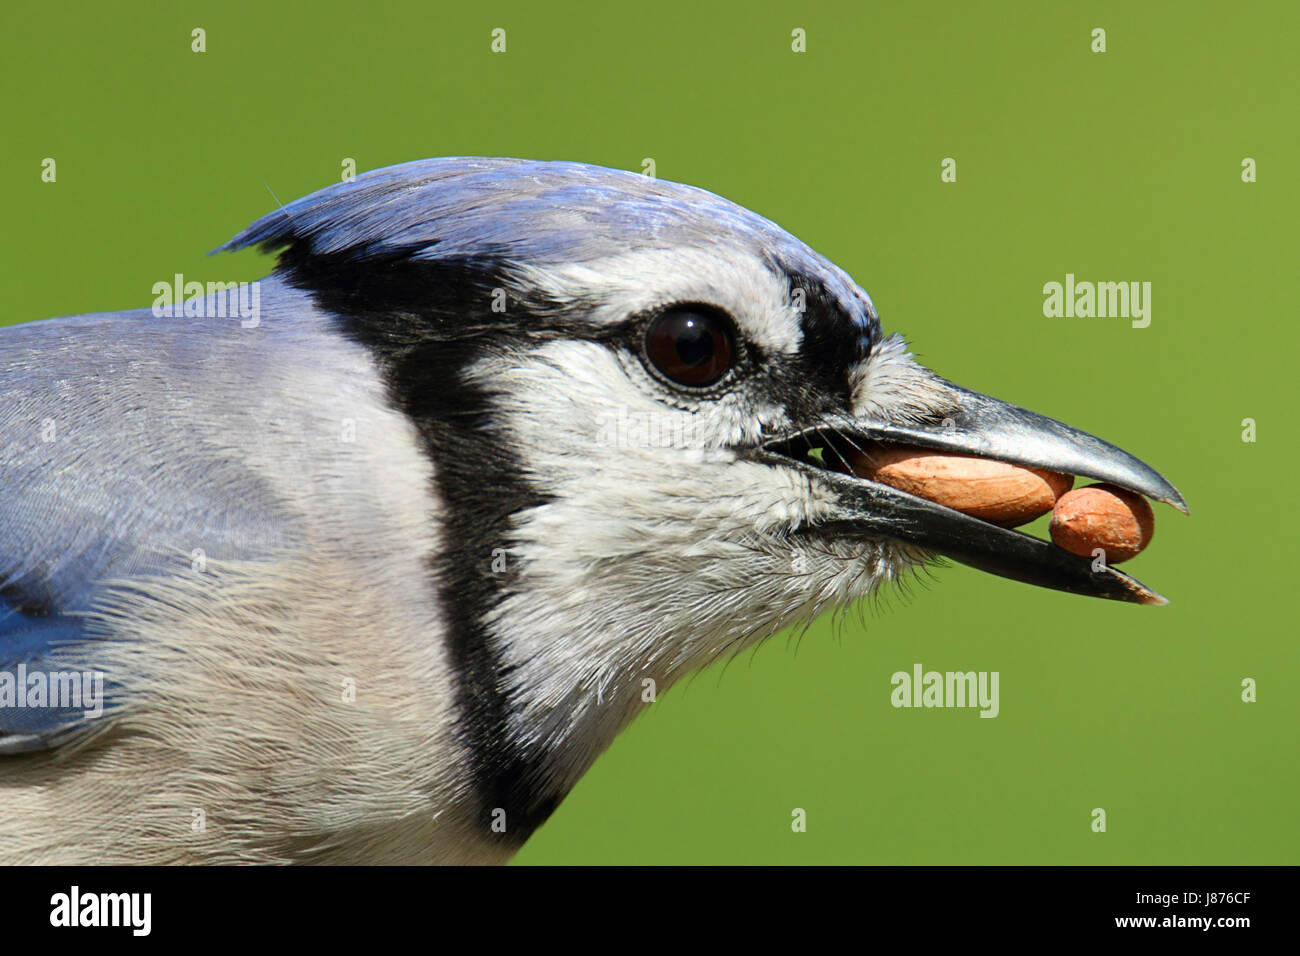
xmin=644 ymin=308 xmax=736 ymax=388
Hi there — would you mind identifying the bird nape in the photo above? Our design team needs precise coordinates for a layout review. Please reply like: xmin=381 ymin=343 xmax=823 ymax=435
xmin=0 ymin=157 xmax=1186 ymax=864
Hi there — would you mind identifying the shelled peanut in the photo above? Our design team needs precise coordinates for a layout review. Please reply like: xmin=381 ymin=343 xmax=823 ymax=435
xmin=841 ymin=444 xmax=1073 ymax=527
xmin=1048 ymin=483 xmax=1154 ymax=564
xmin=841 ymin=445 xmax=1155 ymax=562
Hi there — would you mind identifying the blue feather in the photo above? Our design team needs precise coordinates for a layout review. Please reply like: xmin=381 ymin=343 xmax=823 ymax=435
xmin=218 ymin=157 xmax=880 ymax=346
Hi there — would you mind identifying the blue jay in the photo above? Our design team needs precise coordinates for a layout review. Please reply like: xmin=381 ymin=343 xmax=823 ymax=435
xmin=0 ymin=158 xmax=1184 ymax=863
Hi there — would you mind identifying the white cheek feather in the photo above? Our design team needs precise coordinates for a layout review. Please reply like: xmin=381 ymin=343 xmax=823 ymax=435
xmin=469 ymin=339 xmax=922 ymax=795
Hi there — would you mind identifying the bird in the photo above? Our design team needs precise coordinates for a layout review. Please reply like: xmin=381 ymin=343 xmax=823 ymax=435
xmin=0 ymin=157 xmax=1185 ymax=864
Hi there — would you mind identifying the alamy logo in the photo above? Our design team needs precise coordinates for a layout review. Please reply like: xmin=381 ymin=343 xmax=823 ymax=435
xmin=49 ymin=886 xmax=151 ymax=936
xmin=1042 ymin=273 xmax=1151 ymax=328
xmin=890 ymin=663 xmax=1000 ymax=718
xmin=595 ymin=405 xmax=707 ymax=450
xmin=0 ymin=664 xmax=104 ymax=718
xmin=152 ymin=273 xmax=261 ymax=327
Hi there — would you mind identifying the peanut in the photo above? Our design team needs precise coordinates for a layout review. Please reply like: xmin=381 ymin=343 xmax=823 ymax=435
xmin=1049 ymin=483 xmax=1154 ymax=564
xmin=842 ymin=444 xmax=1074 ymax=527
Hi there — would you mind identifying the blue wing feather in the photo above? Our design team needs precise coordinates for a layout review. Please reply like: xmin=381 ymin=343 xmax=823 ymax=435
xmin=0 ymin=306 xmax=299 ymax=753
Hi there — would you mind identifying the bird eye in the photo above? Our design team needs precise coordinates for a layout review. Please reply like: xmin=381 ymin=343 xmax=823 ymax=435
xmin=643 ymin=308 xmax=736 ymax=388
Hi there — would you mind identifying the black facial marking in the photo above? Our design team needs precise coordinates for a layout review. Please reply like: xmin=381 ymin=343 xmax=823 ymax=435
xmin=775 ymin=272 xmax=877 ymax=422
xmin=268 ymin=242 xmax=875 ymax=847
xmin=277 ymin=244 xmax=573 ymax=846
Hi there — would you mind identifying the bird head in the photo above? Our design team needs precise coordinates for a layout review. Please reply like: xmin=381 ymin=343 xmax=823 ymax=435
xmin=224 ymin=158 xmax=1185 ymax=832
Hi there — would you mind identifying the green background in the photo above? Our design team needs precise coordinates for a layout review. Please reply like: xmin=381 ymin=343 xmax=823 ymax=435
xmin=2 ymin=0 xmax=1294 ymax=864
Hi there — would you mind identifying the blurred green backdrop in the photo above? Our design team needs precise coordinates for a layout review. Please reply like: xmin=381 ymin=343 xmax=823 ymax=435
xmin=2 ymin=0 xmax=1294 ymax=864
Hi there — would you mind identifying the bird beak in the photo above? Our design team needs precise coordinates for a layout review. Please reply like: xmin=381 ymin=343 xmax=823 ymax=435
xmin=756 ymin=377 xmax=1188 ymax=605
